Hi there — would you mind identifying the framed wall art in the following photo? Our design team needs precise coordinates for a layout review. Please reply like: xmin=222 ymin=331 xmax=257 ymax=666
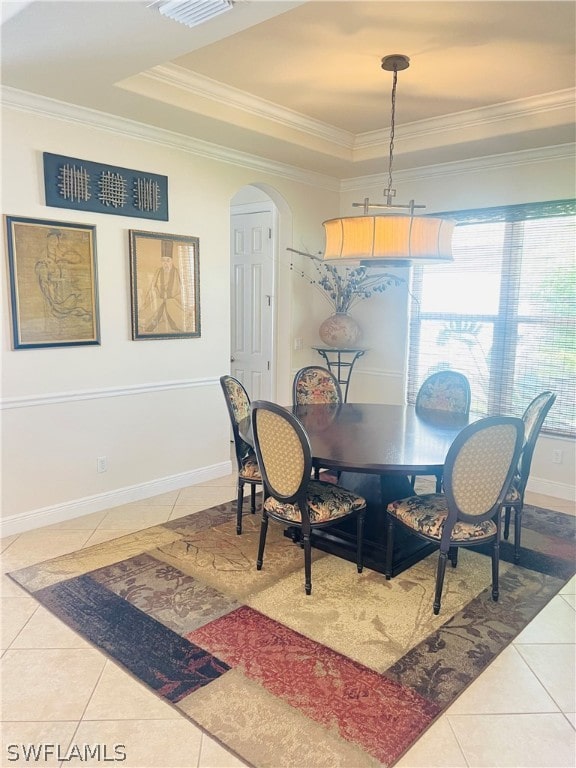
xmin=5 ymin=216 xmax=100 ymax=349
xmin=129 ymin=230 xmax=200 ymax=340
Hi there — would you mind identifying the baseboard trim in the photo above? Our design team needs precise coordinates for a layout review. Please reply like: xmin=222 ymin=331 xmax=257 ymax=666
xmin=527 ymin=476 xmax=575 ymax=503
xmin=0 ymin=460 xmax=233 ymax=538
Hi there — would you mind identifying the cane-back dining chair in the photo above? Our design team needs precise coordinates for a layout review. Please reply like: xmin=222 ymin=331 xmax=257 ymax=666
xmin=293 ymin=366 xmax=343 ymax=405
xmin=219 ymin=375 xmax=262 ymax=535
xmin=385 ymin=416 xmax=524 ymax=614
xmin=251 ymin=400 xmax=366 ymax=595
xmin=503 ymin=391 xmax=556 ymax=562
xmin=412 ymin=370 xmax=472 ymax=492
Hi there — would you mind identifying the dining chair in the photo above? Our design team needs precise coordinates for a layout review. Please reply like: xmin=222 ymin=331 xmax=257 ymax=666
xmin=219 ymin=375 xmax=262 ymax=535
xmin=293 ymin=365 xmax=343 ymax=405
xmin=411 ymin=370 xmax=472 ymax=492
xmin=502 ymin=391 xmax=556 ymax=562
xmin=293 ymin=365 xmax=343 ymax=480
xmin=385 ymin=415 xmax=524 ymax=614
xmin=251 ymin=399 xmax=366 ymax=595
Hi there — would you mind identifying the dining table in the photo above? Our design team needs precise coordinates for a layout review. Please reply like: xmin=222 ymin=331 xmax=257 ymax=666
xmin=241 ymin=402 xmax=469 ymax=576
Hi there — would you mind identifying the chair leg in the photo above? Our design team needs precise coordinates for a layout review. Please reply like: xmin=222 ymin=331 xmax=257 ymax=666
xmin=236 ymin=479 xmax=244 ymax=535
xmin=434 ymin=551 xmax=448 ymax=615
xmin=385 ymin=516 xmax=395 ymax=579
xmin=356 ymin=511 xmax=365 ymax=574
xmin=313 ymin=466 xmax=320 ymax=480
xmin=435 ymin=472 xmax=442 ymax=493
xmin=449 ymin=546 xmax=458 ymax=568
xmin=491 ymin=538 xmax=500 ymax=602
xmin=250 ymin=483 xmax=256 ymax=514
xmin=256 ymin=512 xmax=268 ymax=571
xmin=303 ymin=532 xmax=312 ymax=595
xmin=409 ymin=474 xmax=416 ymax=489
xmin=513 ymin=508 xmax=522 ymax=563
xmin=503 ymin=506 xmax=511 ymax=540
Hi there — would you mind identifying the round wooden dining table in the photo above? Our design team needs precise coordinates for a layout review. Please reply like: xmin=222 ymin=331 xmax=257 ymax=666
xmin=242 ymin=402 xmax=469 ymax=576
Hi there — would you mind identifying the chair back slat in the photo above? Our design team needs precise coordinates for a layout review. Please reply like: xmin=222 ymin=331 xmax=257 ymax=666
xmin=252 ymin=401 xmax=312 ymax=503
xmin=443 ymin=416 xmax=524 ymax=530
xmin=220 ymin=375 xmax=253 ymax=465
xmin=416 ymin=371 xmax=471 ymax=416
xmin=517 ymin=391 xmax=556 ymax=494
xmin=293 ymin=366 xmax=343 ymax=405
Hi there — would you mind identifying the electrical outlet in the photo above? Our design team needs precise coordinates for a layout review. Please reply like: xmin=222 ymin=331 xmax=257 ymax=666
xmin=294 ymin=336 xmax=303 ymax=351
xmin=551 ymin=449 xmax=563 ymax=465
xmin=97 ymin=456 xmax=108 ymax=473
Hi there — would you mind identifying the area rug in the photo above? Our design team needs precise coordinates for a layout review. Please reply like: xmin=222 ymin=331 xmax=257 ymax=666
xmin=8 ymin=501 xmax=576 ymax=768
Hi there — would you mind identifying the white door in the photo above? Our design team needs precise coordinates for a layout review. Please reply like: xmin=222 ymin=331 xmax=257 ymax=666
xmin=230 ymin=208 xmax=274 ymax=400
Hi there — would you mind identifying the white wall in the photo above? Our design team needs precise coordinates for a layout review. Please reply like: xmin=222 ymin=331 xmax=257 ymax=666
xmin=0 ymin=100 xmax=339 ymax=534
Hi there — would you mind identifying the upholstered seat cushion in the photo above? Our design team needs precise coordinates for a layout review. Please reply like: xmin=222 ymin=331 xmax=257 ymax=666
xmin=503 ymin=482 xmax=521 ymax=504
xmin=264 ymin=480 xmax=365 ymax=523
xmin=387 ymin=493 xmax=497 ymax=541
xmin=239 ymin=455 xmax=261 ymax=481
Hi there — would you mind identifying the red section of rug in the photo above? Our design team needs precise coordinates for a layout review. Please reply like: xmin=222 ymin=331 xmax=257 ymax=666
xmin=188 ymin=605 xmax=440 ymax=764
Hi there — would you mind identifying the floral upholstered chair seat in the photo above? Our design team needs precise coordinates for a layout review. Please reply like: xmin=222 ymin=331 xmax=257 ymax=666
xmin=264 ymin=480 xmax=365 ymax=524
xmin=239 ymin=455 xmax=261 ymax=481
xmin=388 ymin=494 xmax=497 ymax=542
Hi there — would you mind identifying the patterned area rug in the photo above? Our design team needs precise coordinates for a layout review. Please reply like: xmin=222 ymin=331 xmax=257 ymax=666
xmin=8 ymin=501 xmax=576 ymax=767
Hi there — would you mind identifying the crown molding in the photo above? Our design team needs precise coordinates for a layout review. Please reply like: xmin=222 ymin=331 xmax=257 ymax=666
xmin=0 ymin=86 xmax=340 ymax=191
xmin=354 ymin=89 xmax=576 ymax=151
xmin=123 ymin=64 xmax=575 ymax=156
xmin=137 ymin=64 xmax=354 ymax=149
xmin=341 ymin=143 xmax=576 ymax=190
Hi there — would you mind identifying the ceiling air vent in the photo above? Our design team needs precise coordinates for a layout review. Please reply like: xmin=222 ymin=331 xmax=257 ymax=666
xmin=151 ymin=0 xmax=234 ymax=29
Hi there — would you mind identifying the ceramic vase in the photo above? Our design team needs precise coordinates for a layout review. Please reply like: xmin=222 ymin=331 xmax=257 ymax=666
xmin=319 ymin=312 xmax=361 ymax=347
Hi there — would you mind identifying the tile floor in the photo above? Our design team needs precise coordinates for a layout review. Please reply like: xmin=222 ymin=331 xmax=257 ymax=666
xmin=1 ymin=466 xmax=574 ymax=768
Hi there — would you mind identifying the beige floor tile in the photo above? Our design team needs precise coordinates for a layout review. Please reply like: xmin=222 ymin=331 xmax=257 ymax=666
xmin=447 ymin=712 xmax=576 ymax=767
xmin=193 ymin=474 xmax=237 ymax=489
xmin=0 ymin=530 xmax=93 ymax=571
xmin=81 ymin=528 xmax=139 ymax=547
xmin=394 ymin=716 xmax=468 ymax=767
xmin=525 ymin=492 xmax=575 ymax=515
xmin=0 ymin=721 xmax=79 ymax=767
xmin=560 ymin=575 xmax=576 ymax=594
xmin=40 ymin=511 xmax=108 ymax=531
xmin=514 ymin=594 xmax=576 ymax=644
xmin=175 ymin=486 xmax=237 ymax=506
xmin=0 ymin=572 xmax=29 ymax=598
xmin=561 ymin=593 xmax=576 ymax=610
xmin=0 ymin=597 xmax=38 ymax=649
xmin=9 ymin=604 xmax=91 ymax=650
xmin=73 ymin=719 xmax=203 ymax=767
xmin=96 ymin=505 xmax=173 ymax=530
xmin=0 ymin=534 xmax=20 ymax=553
xmin=83 ymin=660 xmax=180 ymax=720
xmin=198 ymin=733 xmax=249 ymax=768
xmin=566 ymin=712 xmax=576 ymax=728
xmin=446 ymin=645 xmax=560 ymax=715
xmin=515 ymin=644 xmax=576 ymax=714
xmin=1 ymin=648 xmax=106 ymax=721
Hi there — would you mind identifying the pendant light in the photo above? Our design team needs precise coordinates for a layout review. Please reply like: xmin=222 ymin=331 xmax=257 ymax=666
xmin=323 ymin=55 xmax=455 ymax=266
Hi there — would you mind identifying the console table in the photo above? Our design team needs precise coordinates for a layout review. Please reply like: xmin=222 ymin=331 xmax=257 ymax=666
xmin=312 ymin=347 xmax=367 ymax=402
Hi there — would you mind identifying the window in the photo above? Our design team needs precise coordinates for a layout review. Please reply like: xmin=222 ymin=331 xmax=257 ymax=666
xmin=408 ymin=200 xmax=575 ymax=438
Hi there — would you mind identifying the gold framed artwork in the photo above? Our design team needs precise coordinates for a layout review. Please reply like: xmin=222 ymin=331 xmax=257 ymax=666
xmin=5 ymin=216 xmax=100 ymax=349
xmin=129 ymin=229 xmax=201 ymax=340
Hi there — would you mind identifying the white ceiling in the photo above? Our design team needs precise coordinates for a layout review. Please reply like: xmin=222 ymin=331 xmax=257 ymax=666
xmin=1 ymin=0 xmax=575 ymax=179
